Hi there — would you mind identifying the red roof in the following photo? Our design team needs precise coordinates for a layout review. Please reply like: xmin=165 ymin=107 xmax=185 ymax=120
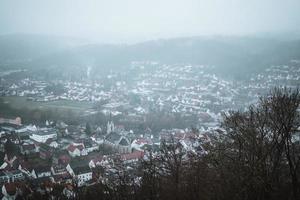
xmin=59 ymin=155 xmax=71 ymax=163
xmin=67 ymin=144 xmax=84 ymax=152
xmin=4 ymin=182 xmax=17 ymax=195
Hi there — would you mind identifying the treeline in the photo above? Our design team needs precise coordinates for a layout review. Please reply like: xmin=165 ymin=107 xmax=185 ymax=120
xmin=0 ymin=98 xmax=110 ymax=125
xmin=0 ymin=98 xmax=77 ymax=125
xmin=76 ymin=88 xmax=300 ymax=200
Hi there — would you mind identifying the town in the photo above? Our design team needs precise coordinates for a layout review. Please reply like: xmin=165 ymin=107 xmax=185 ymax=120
xmin=0 ymin=60 xmax=299 ymax=199
xmin=0 ymin=114 xmax=215 ymax=199
xmin=1 ymin=61 xmax=299 ymax=126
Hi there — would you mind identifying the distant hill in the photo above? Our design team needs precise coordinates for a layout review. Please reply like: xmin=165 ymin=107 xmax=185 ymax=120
xmin=0 ymin=34 xmax=84 ymax=65
xmin=1 ymin=34 xmax=300 ymax=79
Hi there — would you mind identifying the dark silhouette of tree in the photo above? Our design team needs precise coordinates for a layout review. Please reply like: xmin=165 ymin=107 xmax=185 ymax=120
xmin=158 ymin=140 xmax=185 ymax=200
xmin=4 ymin=138 xmax=19 ymax=156
xmin=139 ymin=151 xmax=161 ymax=200
xmin=211 ymin=87 xmax=300 ymax=200
xmin=86 ymin=122 xmax=92 ymax=135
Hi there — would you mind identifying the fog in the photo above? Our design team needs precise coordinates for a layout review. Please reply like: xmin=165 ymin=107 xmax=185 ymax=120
xmin=1 ymin=0 xmax=300 ymax=43
xmin=1 ymin=1 xmax=300 ymax=199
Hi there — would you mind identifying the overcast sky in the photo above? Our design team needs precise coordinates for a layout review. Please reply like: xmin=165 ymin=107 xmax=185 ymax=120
xmin=0 ymin=0 xmax=300 ymax=43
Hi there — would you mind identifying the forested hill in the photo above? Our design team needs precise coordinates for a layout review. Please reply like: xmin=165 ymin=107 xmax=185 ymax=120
xmin=1 ymin=34 xmax=300 ymax=79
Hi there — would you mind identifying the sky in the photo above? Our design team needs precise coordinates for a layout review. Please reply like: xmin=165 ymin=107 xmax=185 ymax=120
xmin=0 ymin=0 xmax=300 ymax=43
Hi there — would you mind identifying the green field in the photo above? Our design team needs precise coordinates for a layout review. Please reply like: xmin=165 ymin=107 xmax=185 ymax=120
xmin=0 ymin=96 xmax=93 ymax=112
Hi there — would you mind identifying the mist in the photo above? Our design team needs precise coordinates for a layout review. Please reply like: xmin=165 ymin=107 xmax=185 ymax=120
xmin=1 ymin=0 xmax=300 ymax=43
xmin=1 ymin=1 xmax=300 ymax=199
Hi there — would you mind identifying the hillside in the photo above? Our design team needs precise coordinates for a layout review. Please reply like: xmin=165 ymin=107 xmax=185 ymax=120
xmin=1 ymin=34 xmax=300 ymax=79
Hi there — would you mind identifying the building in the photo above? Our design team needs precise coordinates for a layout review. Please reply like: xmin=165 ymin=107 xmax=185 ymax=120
xmin=120 ymin=151 xmax=144 ymax=164
xmin=29 ymin=128 xmax=57 ymax=143
xmin=66 ymin=165 xmax=93 ymax=187
xmin=104 ymin=132 xmax=131 ymax=153
xmin=52 ymin=151 xmax=71 ymax=165
xmin=106 ymin=120 xmax=115 ymax=134
xmin=0 ymin=117 xmax=22 ymax=126
xmin=20 ymin=142 xmax=36 ymax=155
xmin=0 ymin=170 xmax=24 ymax=184
xmin=31 ymin=166 xmax=52 ymax=179
xmin=39 ymin=144 xmax=55 ymax=160
xmin=67 ymin=143 xmax=87 ymax=157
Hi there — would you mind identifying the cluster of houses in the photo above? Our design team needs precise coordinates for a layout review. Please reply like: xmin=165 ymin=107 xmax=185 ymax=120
xmin=0 ymin=116 xmax=213 ymax=199
xmin=2 ymin=63 xmax=299 ymax=138
xmin=0 ymin=117 xmax=140 ymax=199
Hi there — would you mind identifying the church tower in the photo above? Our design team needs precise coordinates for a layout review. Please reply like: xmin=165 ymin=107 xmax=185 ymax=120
xmin=106 ymin=113 xmax=115 ymax=134
xmin=107 ymin=121 xmax=115 ymax=134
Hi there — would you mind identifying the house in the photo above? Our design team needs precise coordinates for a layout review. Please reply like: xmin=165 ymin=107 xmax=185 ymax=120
xmin=45 ymin=138 xmax=59 ymax=148
xmin=1 ymin=154 xmax=19 ymax=170
xmin=74 ymin=166 xmax=93 ymax=187
xmin=18 ymin=134 xmax=31 ymax=142
xmin=51 ymin=165 xmax=73 ymax=184
xmin=52 ymin=173 xmax=73 ymax=184
xmin=15 ymin=124 xmax=37 ymax=134
xmin=29 ymin=127 xmax=57 ymax=143
xmin=120 ymin=151 xmax=144 ymax=164
xmin=39 ymin=144 xmax=54 ymax=160
xmin=159 ymin=129 xmax=198 ymax=143
xmin=51 ymin=165 xmax=68 ymax=176
xmin=0 ymin=170 xmax=24 ymax=184
xmin=20 ymin=142 xmax=36 ymax=155
xmin=104 ymin=132 xmax=131 ymax=153
xmin=66 ymin=165 xmax=93 ymax=187
xmin=67 ymin=143 xmax=87 ymax=157
xmin=83 ymin=139 xmax=99 ymax=153
xmin=31 ymin=165 xmax=52 ymax=179
xmin=52 ymin=151 xmax=71 ymax=165
xmin=131 ymin=138 xmax=153 ymax=151
xmin=88 ymin=155 xmax=109 ymax=168
xmin=0 ymin=117 xmax=22 ymax=126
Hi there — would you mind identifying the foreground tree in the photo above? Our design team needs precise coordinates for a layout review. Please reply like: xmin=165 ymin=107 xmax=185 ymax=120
xmin=212 ymin=88 xmax=300 ymax=200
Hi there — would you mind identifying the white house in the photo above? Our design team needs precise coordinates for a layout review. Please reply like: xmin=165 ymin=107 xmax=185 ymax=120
xmin=29 ymin=128 xmax=57 ymax=143
xmin=31 ymin=166 xmax=52 ymax=179
xmin=66 ymin=164 xmax=93 ymax=187
xmin=67 ymin=143 xmax=87 ymax=157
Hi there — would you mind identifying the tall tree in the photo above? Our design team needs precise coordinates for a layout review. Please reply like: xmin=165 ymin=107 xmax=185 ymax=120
xmin=85 ymin=122 xmax=92 ymax=135
xmin=216 ymin=88 xmax=300 ymax=200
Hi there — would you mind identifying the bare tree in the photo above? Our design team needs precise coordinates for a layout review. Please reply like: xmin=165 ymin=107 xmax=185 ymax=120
xmin=217 ymin=88 xmax=300 ymax=200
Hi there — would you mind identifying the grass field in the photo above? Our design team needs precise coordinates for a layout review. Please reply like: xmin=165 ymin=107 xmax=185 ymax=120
xmin=0 ymin=96 xmax=93 ymax=112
